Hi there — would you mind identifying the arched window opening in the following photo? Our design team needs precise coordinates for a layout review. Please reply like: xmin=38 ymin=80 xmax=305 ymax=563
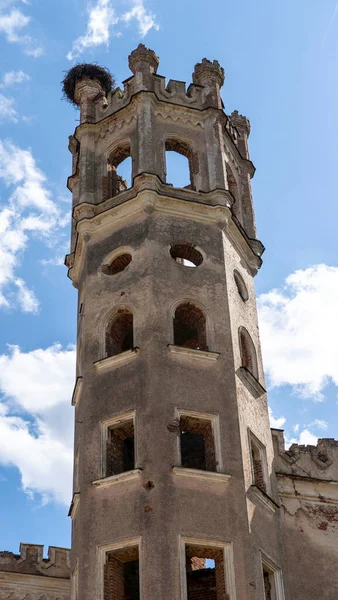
xmin=174 ymin=303 xmax=207 ymax=351
xmin=165 ymin=139 xmax=196 ymax=190
xmin=104 ymin=144 xmax=132 ymax=200
xmin=106 ymin=310 xmax=133 ymax=357
xmin=170 ymin=243 xmax=203 ymax=268
xmin=234 ymin=270 xmax=249 ymax=301
xmin=101 ymin=253 xmax=132 ymax=275
xmin=239 ymin=327 xmax=258 ymax=380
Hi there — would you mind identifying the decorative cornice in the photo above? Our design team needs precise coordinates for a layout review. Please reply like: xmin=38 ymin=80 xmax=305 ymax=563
xmin=276 ymin=473 xmax=338 ymax=505
xmin=67 ymin=178 xmax=263 ymax=286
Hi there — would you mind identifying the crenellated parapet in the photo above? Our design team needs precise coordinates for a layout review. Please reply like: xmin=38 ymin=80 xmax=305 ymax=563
xmin=272 ymin=428 xmax=338 ymax=481
xmin=0 ymin=544 xmax=70 ymax=579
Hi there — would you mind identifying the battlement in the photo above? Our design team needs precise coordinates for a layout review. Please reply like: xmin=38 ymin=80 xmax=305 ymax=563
xmin=0 ymin=544 xmax=70 ymax=579
xmin=272 ymin=428 xmax=338 ymax=481
xmin=71 ymin=44 xmax=242 ymax=152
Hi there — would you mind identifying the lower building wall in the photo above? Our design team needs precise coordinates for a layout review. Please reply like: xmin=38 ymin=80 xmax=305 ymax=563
xmin=280 ymin=497 xmax=338 ymax=599
xmin=0 ymin=571 xmax=70 ymax=600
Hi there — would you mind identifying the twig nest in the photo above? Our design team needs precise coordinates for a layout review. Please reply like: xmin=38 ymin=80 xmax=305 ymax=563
xmin=62 ymin=63 xmax=114 ymax=106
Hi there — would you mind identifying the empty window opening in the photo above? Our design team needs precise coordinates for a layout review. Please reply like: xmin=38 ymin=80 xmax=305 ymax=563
xmin=102 ymin=253 xmax=132 ymax=275
xmin=170 ymin=243 xmax=203 ymax=267
xmin=104 ymin=546 xmax=139 ymax=600
xmin=174 ymin=303 xmax=207 ymax=351
xmin=106 ymin=420 xmax=135 ymax=477
xmin=180 ymin=415 xmax=216 ymax=471
xmin=104 ymin=145 xmax=131 ymax=200
xmin=239 ymin=327 xmax=258 ymax=379
xmin=165 ymin=139 xmax=196 ymax=190
xmin=250 ymin=433 xmax=268 ymax=494
xmin=233 ymin=270 xmax=248 ymax=301
xmin=185 ymin=544 xmax=227 ymax=600
xmin=263 ymin=569 xmax=273 ymax=600
xmin=106 ymin=310 xmax=133 ymax=357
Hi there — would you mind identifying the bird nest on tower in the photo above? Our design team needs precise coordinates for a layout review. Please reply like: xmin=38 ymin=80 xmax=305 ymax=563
xmin=62 ymin=63 xmax=114 ymax=106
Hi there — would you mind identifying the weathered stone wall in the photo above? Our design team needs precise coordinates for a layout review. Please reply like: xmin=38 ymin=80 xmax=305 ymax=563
xmin=0 ymin=544 xmax=70 ymax=600
xmin=272 ymin=429 xmax=338 ymax=599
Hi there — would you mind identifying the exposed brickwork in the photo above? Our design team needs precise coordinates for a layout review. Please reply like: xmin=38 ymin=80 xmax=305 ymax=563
xmin=187 ymin=557 xmax=207 ymax=571
xmin=185 ymin=546 xmax=228 ymax=600
xmin=102 ymin=253 xmax=132 ymax=275
xmin=187 ymin=569 xmax=217 ymax=600
xmin=174 ymin=303 xmax=207 ymax=350
xmin=104 ymin=548 xmax=139 ymax=600
xmin=106 ymin=310 xmax=133 ymax=357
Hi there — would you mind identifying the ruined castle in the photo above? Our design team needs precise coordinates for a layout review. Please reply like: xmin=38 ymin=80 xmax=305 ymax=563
xmin=1 ymin=45 xmax=337 ymax=600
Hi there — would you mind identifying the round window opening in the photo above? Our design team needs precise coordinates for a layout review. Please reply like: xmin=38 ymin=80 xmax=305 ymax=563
xmin=101 ymin=253 xmax=132 ymax=275
xmin=234 ymin=270 xmax=249 ymax=301
xmin=170 ymin=243 xmax=203 ymax=268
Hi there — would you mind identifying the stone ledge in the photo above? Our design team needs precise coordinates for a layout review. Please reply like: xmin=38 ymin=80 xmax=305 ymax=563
xmin=68 ymin=492 xmax=80 ymax=519
xmin=172 ymin=466 xmax=231 ymax=483
xmin=237 ymin=366 xmax=266 ymax=398
xmin=249 ymin=484 xmax=279 ymax=513
xmin=71 ymin=376 xmax=83 ymax=407
xmin=94 ymin=347 xmax=139 ymax=371
xmin=168 ymin=344 xmax=220 ymax=362
xmin=92 ymin=469 xmax=142 ymax=489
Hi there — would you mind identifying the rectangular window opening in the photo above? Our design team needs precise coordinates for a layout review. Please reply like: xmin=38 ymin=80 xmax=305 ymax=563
xmin=261 ymin=557 xmax=284 ymax=600
xmin=104 ymin=546 xmax=139 ymax=600
xmin=180 ymin=415 xmax=216 ymax=472
xmin=185 ymin=544 xmax=227 ymax=600
xmin=106 ymin=419 xmax=135 ymax=477
xmin=250 ymin=432 xmax=268 ymax=494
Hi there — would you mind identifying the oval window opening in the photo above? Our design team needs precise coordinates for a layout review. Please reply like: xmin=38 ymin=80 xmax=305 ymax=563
xmin=170 ymin=244 xmax=203 ymax=267
xmin=101 ymin=253 xmax=132 ymax=275
xmin=234 ymin=270 xmax=249 ymax=301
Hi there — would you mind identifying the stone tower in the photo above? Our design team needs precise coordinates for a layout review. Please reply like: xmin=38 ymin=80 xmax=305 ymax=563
xmin=65 ymin=45 xmax=282 ymax=600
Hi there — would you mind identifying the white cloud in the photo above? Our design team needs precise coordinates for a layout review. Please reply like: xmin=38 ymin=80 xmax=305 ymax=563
xmin=67 ymin=0 xmax=158 ymax=60
xmin=0 ymin=92 xmax=18 ymax=122
xmin=298 ymin=429 xmax=318 ymax=446
xmin=0 ymin=8 xmax=30 ymax=42
xmin=24 ymin=45 xmax=43 ymax=57
xmin=0 ymin=139 xmax=67 ymax=312
xmin=268 ymin=407 xmax=286 ymax=429
xmin=0 ymin=70 xmax=30 ymax=87
xmin=258 ymin=265 xmax=338 ymax=400
xmin=0 ymin=344 xmax=75 ymax=505
xmin=14 ymin=277 xmax=39 ymax=312
xmin=307 ymin=419 xmax=328 ymax=431
xmin=0 ymin=6 xmax=43 ymax=56
xmin=122 ymin=0 xmax=159 ymax=37
xmin=67 ymin=0 xmax=118 ymax=60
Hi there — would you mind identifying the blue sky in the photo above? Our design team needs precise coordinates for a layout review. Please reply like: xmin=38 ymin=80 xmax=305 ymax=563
xmin=0 ymin=0 xmax=338 ymax=554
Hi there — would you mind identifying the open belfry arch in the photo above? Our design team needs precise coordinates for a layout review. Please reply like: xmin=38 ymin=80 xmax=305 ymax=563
xmin=62 ymin=45 xmax=338 ymax=600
